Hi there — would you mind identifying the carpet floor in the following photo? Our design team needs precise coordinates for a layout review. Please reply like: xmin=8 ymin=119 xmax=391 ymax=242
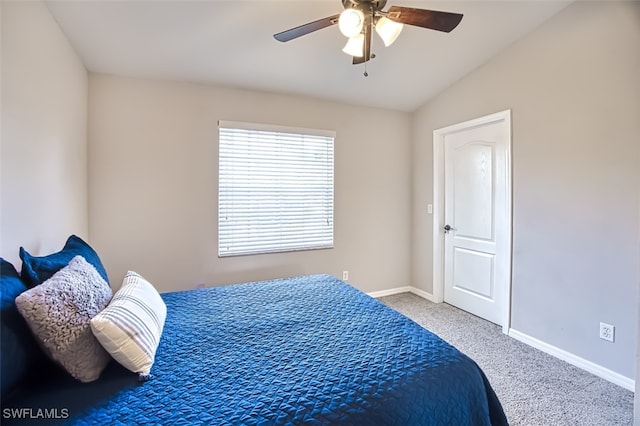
xmin=379 ymin=293 xmax=634 ymax=426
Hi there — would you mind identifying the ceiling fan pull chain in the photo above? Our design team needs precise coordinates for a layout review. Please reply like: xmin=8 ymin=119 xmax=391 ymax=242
xmin=364 ymin=7 xmax=372 ymax=77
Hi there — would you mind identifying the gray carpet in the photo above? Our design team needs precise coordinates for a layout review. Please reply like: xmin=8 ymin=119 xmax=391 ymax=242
xmin=379 ymin=293 xmax=634 ymax=426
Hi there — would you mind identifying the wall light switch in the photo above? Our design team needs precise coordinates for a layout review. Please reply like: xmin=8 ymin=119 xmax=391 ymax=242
xmin=427 ymin=204 xmax=433 ymax=214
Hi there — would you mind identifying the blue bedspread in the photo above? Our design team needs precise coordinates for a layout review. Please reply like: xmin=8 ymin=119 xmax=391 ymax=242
xmin=4 ymin=274 xmax=507 ymax=425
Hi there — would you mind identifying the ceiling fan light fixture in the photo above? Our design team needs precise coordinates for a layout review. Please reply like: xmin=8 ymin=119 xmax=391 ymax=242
xmin=338 ymin=8 xmax=365 ymax=38
xmin=375 ymin=16 xmax=403 ymax=47
xmin=342 ymin=33 xmax=365 ymax=57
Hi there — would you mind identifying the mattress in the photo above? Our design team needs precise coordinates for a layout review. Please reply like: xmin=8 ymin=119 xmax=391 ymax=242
xmin=3 ymin=274 xmax=507 ymax=425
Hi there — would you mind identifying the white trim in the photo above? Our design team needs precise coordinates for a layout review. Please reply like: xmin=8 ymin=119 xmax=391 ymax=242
xmin=367 ymin=286 xmax=434 ymax=302
xmin=367 ymin=287 xmax=411 ymax=298
xmin=409 ymin=287 xmax=435 ymax=302
xmin=218 ymin=120 xmax=336 ymax=138
xmin=509 ymin=328 xmax=635 ymax=391
xmin=432 ymin=135 xmax=445 ymax=304
xmin=433 ymin=109 xmax=512 ymax=334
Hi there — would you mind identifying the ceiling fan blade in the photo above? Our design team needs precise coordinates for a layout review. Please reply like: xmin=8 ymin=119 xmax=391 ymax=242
xmin=387 ymin=6 xmax=463 ymax=33
xmin=352 ymin=25 xmax=372 ymax=65
xmin=274 ymin=14 xmax=340 ymax=42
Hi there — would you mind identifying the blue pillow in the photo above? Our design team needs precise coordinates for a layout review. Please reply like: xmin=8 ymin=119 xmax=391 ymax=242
xmin=19 ymin=235 xmax=109 ymax=288
xmin=0 ymin=258 xmax=44 ymax=397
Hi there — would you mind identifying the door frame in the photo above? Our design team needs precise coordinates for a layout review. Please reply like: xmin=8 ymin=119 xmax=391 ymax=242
xmin=432 ymin=109 xmax=512 ymax=334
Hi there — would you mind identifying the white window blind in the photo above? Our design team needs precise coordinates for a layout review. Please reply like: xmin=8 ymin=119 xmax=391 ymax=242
xmin=218 ymin=120 xmax=334 ymax=257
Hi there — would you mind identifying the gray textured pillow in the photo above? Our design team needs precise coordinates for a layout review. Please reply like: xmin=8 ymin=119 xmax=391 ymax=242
xmin=15 ymin=255 xmax=113 ymax=382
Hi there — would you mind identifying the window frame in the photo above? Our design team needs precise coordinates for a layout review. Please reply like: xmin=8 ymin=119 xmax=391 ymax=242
xmin=218 ymin=120 xmax=335 ymax=257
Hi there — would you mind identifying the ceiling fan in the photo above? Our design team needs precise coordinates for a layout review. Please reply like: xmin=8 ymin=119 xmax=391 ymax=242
xmin=274 ymin=0 xmax=463 ymax=66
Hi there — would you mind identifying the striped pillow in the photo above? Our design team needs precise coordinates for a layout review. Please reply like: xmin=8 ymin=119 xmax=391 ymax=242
xmin=90 ymin=271 xmax=166 ymax=377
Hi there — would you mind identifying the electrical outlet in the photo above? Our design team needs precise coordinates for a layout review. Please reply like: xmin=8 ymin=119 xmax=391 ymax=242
xmin=599 ymin=322 xmax=615 ymax=342
xmin=342 ymin=271 xmax=349 ymax=281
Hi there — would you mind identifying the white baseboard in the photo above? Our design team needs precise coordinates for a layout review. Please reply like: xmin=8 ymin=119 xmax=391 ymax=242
xmin=367 ymin=286 xmax=411 ymax=298
xmin=409 ymin=287 xmax=435 ymax=302
xmin=367 ymin=286 xmax=434 ymax=302
xmin=509 ymin=328 xmax=635 ymax=392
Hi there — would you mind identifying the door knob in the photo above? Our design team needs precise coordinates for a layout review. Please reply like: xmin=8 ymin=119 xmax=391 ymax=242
xmin=444 ymin=224 xmax=453 ymax=233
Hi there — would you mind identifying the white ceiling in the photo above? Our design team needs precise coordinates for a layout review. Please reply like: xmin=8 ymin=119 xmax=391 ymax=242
xmin=46 ymin=0 xmax=571 ymax=112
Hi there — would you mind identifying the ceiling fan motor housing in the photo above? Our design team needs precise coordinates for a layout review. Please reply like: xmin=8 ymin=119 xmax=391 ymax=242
xmin=342 ymin=0 xmax=387 ymax=12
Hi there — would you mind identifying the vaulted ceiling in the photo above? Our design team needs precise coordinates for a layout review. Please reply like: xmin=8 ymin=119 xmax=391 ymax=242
xmin=47 ymin=0 xmax=571 ymax=112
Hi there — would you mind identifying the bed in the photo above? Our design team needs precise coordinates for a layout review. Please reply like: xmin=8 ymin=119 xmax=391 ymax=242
xmin=3 ymin=272 xmax=507 ymax=425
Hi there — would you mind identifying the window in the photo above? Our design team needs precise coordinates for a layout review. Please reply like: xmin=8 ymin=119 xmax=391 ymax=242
xmin=218 ymin=121 xmax=334 ymax=257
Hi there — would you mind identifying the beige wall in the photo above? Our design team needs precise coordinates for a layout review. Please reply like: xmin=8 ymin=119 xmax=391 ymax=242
xmin=0 ymin=1 xmax=88 ymax=266
xmin=88 ymin=75 xmax=411 ymax=293
xmin=411 ymin=1 xmax=640 ymax=380
xmin=4 ymin=0 xmax=638 ymax=391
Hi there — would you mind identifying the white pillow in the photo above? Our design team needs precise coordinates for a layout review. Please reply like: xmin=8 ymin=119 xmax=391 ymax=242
xmin=90 ymin=271 xmax=166 ymax=377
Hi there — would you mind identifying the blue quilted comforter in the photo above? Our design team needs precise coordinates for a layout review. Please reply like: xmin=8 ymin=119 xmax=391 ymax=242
xmin=4 ymin=274 xmax=507 ymax=425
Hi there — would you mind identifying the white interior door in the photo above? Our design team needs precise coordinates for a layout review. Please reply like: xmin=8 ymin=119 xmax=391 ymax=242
xmin=434 ymin=111 xmax=511 ymax=328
